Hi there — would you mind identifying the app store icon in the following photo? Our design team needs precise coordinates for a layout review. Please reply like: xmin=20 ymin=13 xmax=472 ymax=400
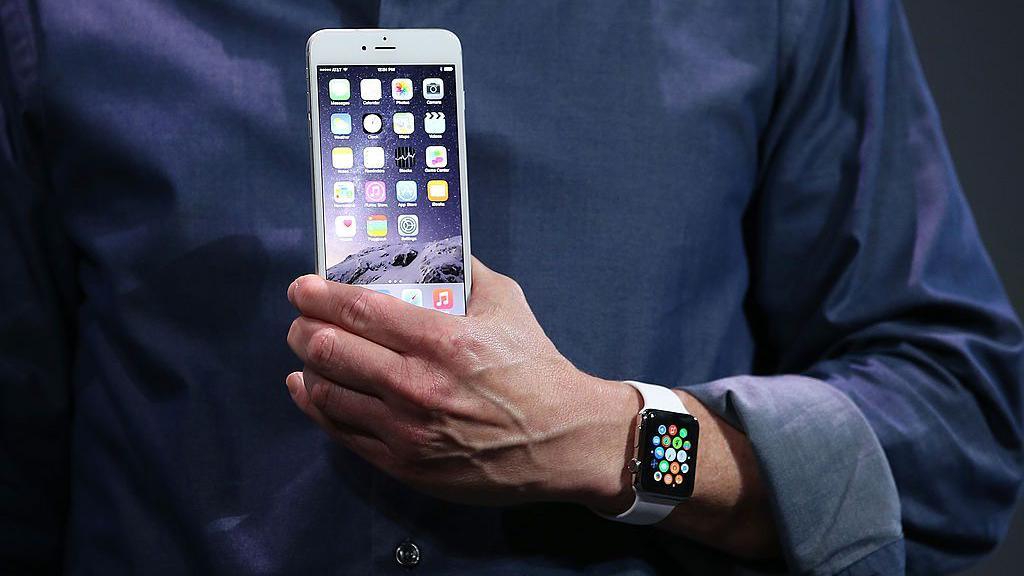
xmin=396 ymin=180 xmax=417 ymax=202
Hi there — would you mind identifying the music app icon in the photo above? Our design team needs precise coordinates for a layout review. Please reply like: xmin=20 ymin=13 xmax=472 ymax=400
xmin=432 ymin=288 xmax=454 ymax=310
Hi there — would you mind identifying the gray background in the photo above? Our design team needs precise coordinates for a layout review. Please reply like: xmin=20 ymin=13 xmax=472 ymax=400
xmin=902 ymin=1 xmax=1023 ymax=574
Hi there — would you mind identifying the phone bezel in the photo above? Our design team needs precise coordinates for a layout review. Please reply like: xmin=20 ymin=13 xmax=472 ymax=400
xmin=306 ymin=29 xmax=472 ymax=307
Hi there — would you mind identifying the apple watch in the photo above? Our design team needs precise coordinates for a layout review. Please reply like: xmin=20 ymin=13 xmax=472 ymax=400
xmin=601 ymin=381 xmax=699 ymax=525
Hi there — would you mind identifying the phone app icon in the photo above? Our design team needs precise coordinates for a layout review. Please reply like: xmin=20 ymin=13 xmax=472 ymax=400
xmin=672 ymin=436 xmax=683 ymax=450
xmin=330 ymin=113 xmax=352 ymax=135
xmin=426 ymin=146 xmax=448 ymax=168
xmin=331 ymin=147 xmax=353 ymax=169
xmin=670 ymin=461 xmax=680 ymax=474
xmin=328 ymin=79 xmax=350 ymax=101
xmin=360 ymin=78 xmax=382 ymax=100
xmin=424 ymin=112 xmax=445 ymax=134
xmin=394 ymin=146 xmax=416 ymax=169
xmin=665 ymin=448 xmax=677 ymax=462
xmin=363 ymin=147 xmax=385 ymax=169
xmin=364 ymin=181 xmax=386 ymax=203
xmin=422 ymin=78 xmax=444 ymax=99
xmin=658 ymin=460 xmax=670 ymax=474
xmin=335 ymin=215 xmax=356 ymax=237
xmin=397 ymin=214 xmax=419 ymax=237
xmin=658 ymin=425 xmax=667 ymax=435
xmin=333 ymin=181 xmax=355 ymax=203
xmin=653 ymin=471 xmax=662 ymax=482
xmin=401 ymin=288 xmax=423 ymax=307
xmin=366 ymin=214 xmax=387 ymax=237
xmin=396 ymin=180 xmax=417 ymax=202
xmin=654 ymin=446 xmax=664 ymax=460
xmin=668 ymin=425 xmax=678 ymax=436
xmin=391 ymin=112 xmax=414 ymax=135
xmin=392 ymin=78 xmax=413 ymax=100
xmin=427 ymin=180 xmax=449 ymax=202
xmin=433 ymin=288 xmax=454 ymax=310
xmin=363 ymin=113 xmax=383 ymax=134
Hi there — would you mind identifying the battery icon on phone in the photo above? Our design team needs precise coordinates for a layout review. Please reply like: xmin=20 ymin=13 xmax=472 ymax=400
xmin=443 ymin=66 xmax=453 ymax=71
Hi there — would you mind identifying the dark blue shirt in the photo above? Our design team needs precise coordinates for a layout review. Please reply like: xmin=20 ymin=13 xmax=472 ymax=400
xmin=1 ymin=1 xmax=1021 ymax=574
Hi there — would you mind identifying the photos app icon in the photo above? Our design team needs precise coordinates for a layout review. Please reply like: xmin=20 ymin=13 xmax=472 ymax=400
xmin=392 ymin=78 xmax=413 ymax=101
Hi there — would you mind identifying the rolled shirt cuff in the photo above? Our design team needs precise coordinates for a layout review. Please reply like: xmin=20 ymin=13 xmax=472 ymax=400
xmin=682 ymin=374 xmax=903 ymax=574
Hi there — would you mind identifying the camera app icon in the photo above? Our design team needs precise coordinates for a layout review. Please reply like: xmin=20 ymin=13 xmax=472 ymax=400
xmin=422 ymin=78 xmax=444 ymax=100
xmin=397 ymin=214 xmax=419 ymax=237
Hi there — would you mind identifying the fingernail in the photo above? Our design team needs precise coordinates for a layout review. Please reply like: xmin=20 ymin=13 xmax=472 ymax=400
xmin=288 ymin=278 xmax=300 ymax=303
xmin=285 ymin=372 xmax=302 ymax=397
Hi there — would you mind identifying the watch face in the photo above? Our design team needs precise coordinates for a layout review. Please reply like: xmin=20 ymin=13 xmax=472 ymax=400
xmin=636 ymin=409 xmax=698 ymax=498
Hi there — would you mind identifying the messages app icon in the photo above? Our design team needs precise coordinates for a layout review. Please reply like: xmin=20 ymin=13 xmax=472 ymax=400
xmin=328 ymin=79 xmax=350 ymax=101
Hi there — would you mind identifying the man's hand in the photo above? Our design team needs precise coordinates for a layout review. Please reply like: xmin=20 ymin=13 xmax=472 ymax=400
xmin=285 ymin=258 xmax=638 ymax=511
xmin=285 ymin=259 xmax=779 ymax=558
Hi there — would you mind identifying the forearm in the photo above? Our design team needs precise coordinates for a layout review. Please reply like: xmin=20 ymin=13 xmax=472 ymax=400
xmin=565 ymin=376 xmax=779 ymax=559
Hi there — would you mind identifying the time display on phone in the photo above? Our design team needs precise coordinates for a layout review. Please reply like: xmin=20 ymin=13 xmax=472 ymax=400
xmin=637 ymin=409 xmax=699 ymax=498
xmin=316 ymin=64 xmax=465 ymax=314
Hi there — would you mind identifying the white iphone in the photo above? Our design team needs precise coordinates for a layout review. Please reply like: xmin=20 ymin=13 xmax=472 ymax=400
xmin=307 ymin=29 xmax=471 ymax=315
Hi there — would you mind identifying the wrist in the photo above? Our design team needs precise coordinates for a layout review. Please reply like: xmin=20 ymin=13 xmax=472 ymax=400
xmin=563 ymin=375 xmax=641 ymax=514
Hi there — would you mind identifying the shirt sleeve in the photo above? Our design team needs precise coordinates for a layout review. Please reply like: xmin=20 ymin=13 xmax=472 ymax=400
xmin=683 ymin=1 xmax=1024 ymax=574
xmin=0 ymin=4 xmax=78 ymax=572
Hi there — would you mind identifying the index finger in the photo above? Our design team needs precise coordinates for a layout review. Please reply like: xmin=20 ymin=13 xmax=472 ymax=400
xmin=288 ymin=275 xmax=453 ymax=353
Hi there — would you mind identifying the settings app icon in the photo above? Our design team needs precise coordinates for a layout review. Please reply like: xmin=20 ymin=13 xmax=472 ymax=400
xmin=397 ymin=214 xmax=419 ymax=237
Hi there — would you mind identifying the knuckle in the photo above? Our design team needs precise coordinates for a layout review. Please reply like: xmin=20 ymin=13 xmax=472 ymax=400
xmin=307 ymin=378 xmax=331 ymax=410
xmin=319 ymin=383 xmax=346 ymax=415
xmin=309 ymin=377 xmax=346 ymax=416
xmin=307 ymin=328 xmax=340 ymax=367
xmin=335 ymin=288 xmax=373 ymax=333
xmin=446 ymin=329 xmax=485 ymax=363
xmin=504 ymin=276 xmax=526 ymax=299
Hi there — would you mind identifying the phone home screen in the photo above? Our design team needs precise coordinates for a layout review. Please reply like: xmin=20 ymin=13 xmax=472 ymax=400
xmin=316 ymin=64 xmax=465 ymax=315
xmin=637 ymin=409 xmax=698 ymax=498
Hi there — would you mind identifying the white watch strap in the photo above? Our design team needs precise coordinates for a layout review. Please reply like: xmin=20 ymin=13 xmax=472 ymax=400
xmin=628 ymin=380 xmax=688 ymax=415
xmin=602 ymin=381 xmax=687 ymax=525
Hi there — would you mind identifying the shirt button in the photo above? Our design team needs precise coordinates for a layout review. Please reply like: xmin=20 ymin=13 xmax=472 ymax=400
xmin=394 ymin=540 xmax=421 ymax=568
